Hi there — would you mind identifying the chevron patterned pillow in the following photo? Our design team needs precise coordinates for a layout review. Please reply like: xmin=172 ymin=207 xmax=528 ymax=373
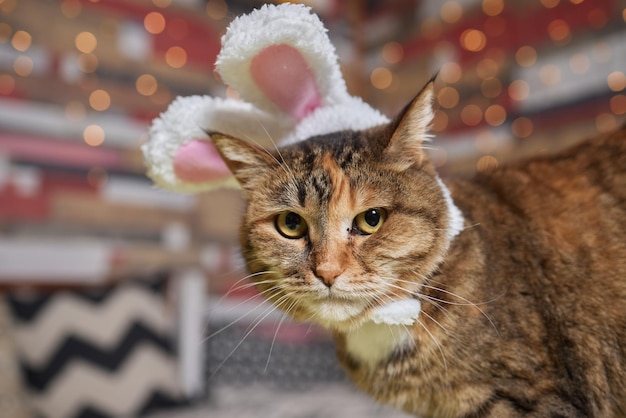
xmin=6 ymin=273 xmax=191 ymax=418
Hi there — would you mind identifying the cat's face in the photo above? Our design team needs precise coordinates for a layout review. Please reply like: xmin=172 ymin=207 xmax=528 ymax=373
xmin=214 ymin=82 xmax=457 ymax=331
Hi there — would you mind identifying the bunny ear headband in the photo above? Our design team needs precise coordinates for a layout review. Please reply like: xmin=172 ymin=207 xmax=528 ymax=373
xmin=142 ymin=3 xmax=389 ymax=193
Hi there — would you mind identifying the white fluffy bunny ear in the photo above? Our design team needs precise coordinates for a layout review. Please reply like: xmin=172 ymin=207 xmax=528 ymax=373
xmin=143 ymin=96 xmax=290 ymax=193
xmin=216 ymin=3 xmax=388 ymax=141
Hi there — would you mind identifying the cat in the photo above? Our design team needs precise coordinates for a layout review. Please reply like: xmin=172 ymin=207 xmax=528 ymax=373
xmin=211 ymin=80 xmax=626 ymax=418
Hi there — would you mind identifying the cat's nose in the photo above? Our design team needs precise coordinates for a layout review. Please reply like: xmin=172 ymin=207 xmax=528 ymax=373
xmin=314 ymin=263 xmax=344 ymax=288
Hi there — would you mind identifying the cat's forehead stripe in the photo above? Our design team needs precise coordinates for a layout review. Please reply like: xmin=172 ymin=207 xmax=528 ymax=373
xmin=322 ymin=152 xmax=355 ymax=220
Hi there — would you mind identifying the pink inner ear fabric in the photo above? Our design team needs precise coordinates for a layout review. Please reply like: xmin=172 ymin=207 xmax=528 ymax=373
xmin=173 ymin=139 xmax=231 ymax=183
xmin=250 ymin=44 xmax=321 ymax=120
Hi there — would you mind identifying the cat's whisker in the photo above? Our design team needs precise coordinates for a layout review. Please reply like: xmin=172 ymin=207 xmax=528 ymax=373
xmin=208 ymin=292 xmax=290 ymax=381
xmin=414 ymin=317 xmax=448 ymax=373
xmin=264 ymin=297 xmax=299 ymax=372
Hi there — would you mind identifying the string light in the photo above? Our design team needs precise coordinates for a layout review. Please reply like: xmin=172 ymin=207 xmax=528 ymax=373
xmin=370 ymin=67 xmax=393 ymax=90
xmin=508 ymin=80 xmax=529 ymax=101
xmin=144 ymin=12 xmax=166 ymax=35
xmin=460 ymin=29 xmax=486 ymax=52
xmin=89 ymin=89 xmax=111 ymax=111
xmin=437 ymin=86 xmax=459 ymax=109
xmin=476 ymin=155 xmax=499 ymax=173
xmin=11 ymin=30 xmax=31 ymax=52
xmin=83 ymin=124 xmax=106 ymax=147
xmin=206 ymin=0 xmax=228 ymax=20
xmin=569 ymin=53 xmax=590 ymax=75
xmin=382 ymin=42 xmax=404 ymax=65
xmin=607 ymin=71 xmax=626 ymax=92
xmin=13 ymin=56 xmax=33 ymax=77
xmin=511 ymin=117 xmax=533 ymax=138
xmin=165 ymin=46 xmax=187 ymax=68
xmin=481 ymin=77 xmax=502 ymax=98
xmin=461 ymin=104 xmax=483 ymax=126
xmin=610 ymin=95 xmax=626 ymax=115
xmin=60 ymin=0 xmax=82 ymax=18
xmin=440 ymin=1 xmax=463 ymax=24
xmin=515 ymin=46 xmax=537 ymax=67
xmin=482 ymin=0 xmax=504 ymax=16
xmin=136 ymin=74 xmax=158 ymax=96
xmin=75 ymin=31 xmax=97 ymax=53
xmin=484 ymin=104 xmax=507 ymax=126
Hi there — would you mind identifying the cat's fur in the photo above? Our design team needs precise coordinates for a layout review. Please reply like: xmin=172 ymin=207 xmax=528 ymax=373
xmin=212 ymin=81 xmax=626 ymax=417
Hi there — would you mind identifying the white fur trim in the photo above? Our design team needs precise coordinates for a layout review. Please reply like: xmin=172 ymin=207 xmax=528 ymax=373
xmin=436 ymin=176 xmax=464 ymax=244
xmin=281 ymin=96 xmax=389 ymax=145
xmin=217 ymin=3 xmax=349 ymax=116
xmin=143 ymin=95 xmax=291 ymax=193
xmin=370 ymin=298 xmax=422 ymax=326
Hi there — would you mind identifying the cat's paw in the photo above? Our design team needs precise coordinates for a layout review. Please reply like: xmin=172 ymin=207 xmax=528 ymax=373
xmin=370 ymin=299 xmax=422 ymax=325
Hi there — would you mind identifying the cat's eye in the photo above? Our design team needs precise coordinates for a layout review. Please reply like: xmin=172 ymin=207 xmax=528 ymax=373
xmin=353 ymin=208 xmax=387 ymax=235
xmin=275 ymin=211 xmax=308 ymax=239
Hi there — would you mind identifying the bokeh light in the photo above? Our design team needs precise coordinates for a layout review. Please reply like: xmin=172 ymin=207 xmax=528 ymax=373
xmin=511 ymin=117 xmax=533 ymax=138
xmin=508 ymin=80 xmax=530 ymax=101
xmin=595 ymin=113 xmax=617 ymax=133
xmin=0 ymin=74 xmax=15 ymax=95
xmin=440 ymin=1 xmax=463 ymax=24
xmin=610 ymin=95 xmax=626 ymax=115
xmin=481 ymin=77 xmax=502 ymax=98
xmin=540 ymin=64 xmax=561 ymax=86
xmin=540 ymin=0 xmax=560 ymax=8
xmin=461 ymin=104 xmax=483 ymax=126
xmin=206 ymin=0 xmax=228 ymax=20
xmin=484 ymin=104 xmax=507 ymax=126
xmin=11 ymin=30 xmax=32 ymax=52
xmin=440 ymin=61 xmax=462 ymax=83
xmin=89 ymin=89 xmax=111 ymax=111
xmin=370 ymin=67 xmax=393 ymax=90
xmin=382 ymin=42 xmax=404 ymax=65
xmin=75 ymin=31 xmax=97 ymax=53
xmin=515 ymin=46 xmax=537 ymax=67
xmin=60 ymin=0 xmax=82 ymax=18
xmin=482 ymin=0 xmax=504 ymax=16
xmin=83 ymin=124 xmax=106 ymax=147
xmin=460 ymin=29 xmax=486 ymax=52
xmin=569 ymin=53 xmax=590 ymax=75
xmin=165 ymin=46 xmax=187 ymax=68
xmin=437 ymin=86 xmax=459 ymax=109
xmin=476 ymin=155 xmax=499 ymax=173
xmin=144 ymin=12 xmax=166 ymax=35
xmin=13 ymin=56 xmax=33 ymax=77
xmin=607 ymin=71 xmax=626 ymax=92
xmin=136 ymin=74 xmax=158 ymax=96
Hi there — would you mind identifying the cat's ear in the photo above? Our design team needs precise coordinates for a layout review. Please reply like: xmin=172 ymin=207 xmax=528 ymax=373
xmin=382 ymin=78 xmax=435 ymax=171
xmin=210 ymin=132 xmax=276 ymax=192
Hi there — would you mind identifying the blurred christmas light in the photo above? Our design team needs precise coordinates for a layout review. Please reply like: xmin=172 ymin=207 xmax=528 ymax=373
xmin=440 ymin=61 xmax=461 ymax=83
xmin=206 ymin=0 xmax=228 ymax=20
xmin=460 ymin=29 xmax=486 ymax=52
xmin=569 ymin=53 xmax=590 ymax=75
xmin=515 ymin=46 xmax=537 ymax=67
xmin=540 ymin=64 xmax=561 ymax=86
xmin=165 ymin=46 xmax=187 ymax=68
xmin=569 ymin=0 xmax=584 ymax=3
xmin=437 ymin=86 xmax=459 ymax=109
xmin=610 ymin=95 xmax=626 ymax=115
xmin=0 ymin=74 xmax=15 ymax=95
xmin=89 ymin=89 xmax=111 ymax=111
xmin=370 ymin=67 xmax=393 ymax=90
xmin=591 ymin=42 xmax=611 ymax=63
xmin=152 ymin=0 xmax=172 ymax=7
xmin=607 ymin=71 xmax=626 ymax=92
xmin=84 ymin=124 xmax=106 ymax=147
xmin=440 ymin=1 xmax=463 ymax=24
xmin=547 ymin=19 xmax=571 ymax=45
xmin=476 ymin=155 xmax=499 ymax=173
xmin=61 ymin=0 xmax=82 ymax=18
xmin=75 ymin=31 xmax=97 ymax=53
xmin=475 ymin=130 xmax=500 ymax=153
xmin=461 ymin=104 xmax=483 ymax=126
xmin=540 ymin=0 xmax=560 ymax=8
xmin=78 ymin=53 xmax=99 ymax=73
xmin=144 ymin=12 xmax=166 ymax=35
xmin=13 ymin=56 xmax=33 ymax=77
xmin=511 ymin=117 xmax=533 ymax=138
xmin=482 ymin=0 xmax=503 ymax=16
xmin=484 ymin=104 xmax=506 ymax=126
xmin=65 ymin=101 xmax=87 ymax=121
xmin=508 ymin=80 xmax=529 ymax=101
xmin=136 ymin=74 xmax=158 ymax=96
xmin=481 ymin=77 xmax=502 ymax=98
xmin=476 ymin=58 xmax=499 ymax=79
xmin=421 ymin=18 xmax=443 ymax=40
xmin=11 ymin=30 xmax=31 ymax=52
xmin=382 ymin=42 xmax=404 ymax=65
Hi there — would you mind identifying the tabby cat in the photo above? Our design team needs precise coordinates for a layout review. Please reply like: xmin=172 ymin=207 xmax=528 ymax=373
xmin=212 ymin=80 xmax=626 ymax=417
